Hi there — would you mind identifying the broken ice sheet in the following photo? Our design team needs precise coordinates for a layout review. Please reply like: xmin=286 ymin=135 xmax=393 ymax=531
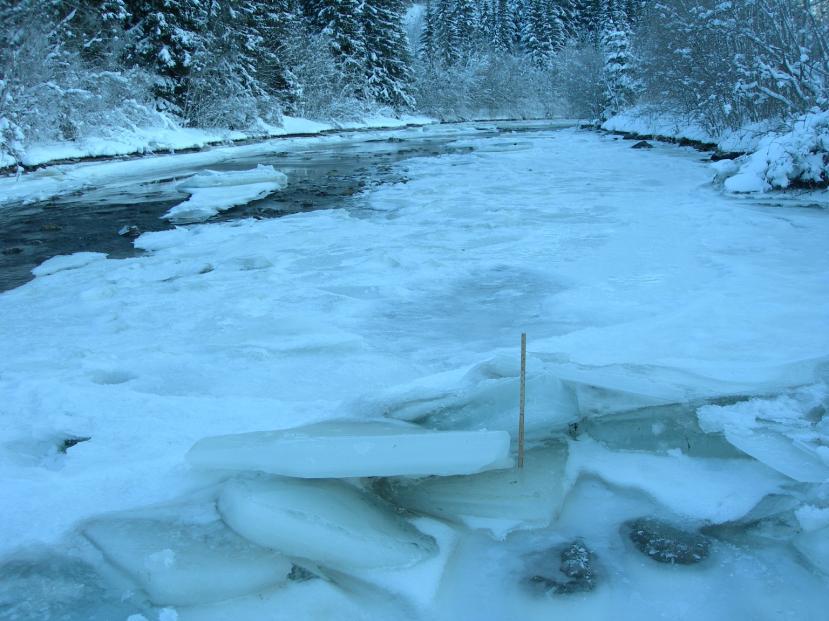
xmin=353 ymin=354 xmax=579 ymax=440
xmin=380 ymin=443 xmax=569 ymax=539
xmin=697 ymin=386 xmax=829 ymax=483
xmin=566 ymin=438 xmax=789 ymax=523
xmin=187 ymin=419 xmax=512 ymax=478
xmin=82 ymin=518 xmax=292 ymax=606
xmin=218 ymin=476 xmax=437 ymax=571
xmin=580 ymin=403 xmax=743 ymax=458
xmin=163 ymin=165 xmax=287 ymax=223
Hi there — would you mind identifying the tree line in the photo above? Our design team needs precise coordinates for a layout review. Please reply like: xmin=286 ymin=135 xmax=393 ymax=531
xmin=2 ymin=0 xmax=828 ymax=160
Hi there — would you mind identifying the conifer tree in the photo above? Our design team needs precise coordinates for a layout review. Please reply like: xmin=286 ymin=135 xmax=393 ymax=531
xmin=363 ymin=0 xmax=414 ymax=107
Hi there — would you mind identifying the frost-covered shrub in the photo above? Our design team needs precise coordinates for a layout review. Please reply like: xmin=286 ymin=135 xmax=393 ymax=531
xmin=725 ymin=110 xmax=829 ymax=192
xmin=553 ymin=41 xmax=606 ymax=121
xmin=414 ymin=55 xmax=557 ymax=121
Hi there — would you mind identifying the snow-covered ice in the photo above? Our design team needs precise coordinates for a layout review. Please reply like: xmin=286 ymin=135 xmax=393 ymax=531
xmin=0 ymin=124 xmax=827 ymax=618
xmin=188 ymin=420 xmax=512 ymax=477
xmin=163 ymin=165 xmax=288 ymax=223
xmin=218 ymin=475 xmax=438 ymax=570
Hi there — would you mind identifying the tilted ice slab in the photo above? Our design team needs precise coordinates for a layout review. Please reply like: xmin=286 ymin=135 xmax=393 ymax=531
xmin=567 ymin=438 xmax=790 ymax=523
xmin=697 ymin=388 xmax=829 ymax=483
xmin=353 ymin=355 xmax=579 ymax=440
xmin=382 ymin=443 xmax=569 ymax=539
xmin=163 ymin=165 xmax=287 ymax=223
xmin=219 ymin=476 xmax=438 ymax=570
xmin=187 ymin=420 xmax=512 ymax=477
xmin=83 ymin=518 xmax=292 ymax=606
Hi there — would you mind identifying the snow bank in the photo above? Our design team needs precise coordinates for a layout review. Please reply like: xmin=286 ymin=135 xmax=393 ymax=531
xmin=187 ymin=420 xmax=512 ymax=478
xmin=7 ymin=114 xmax=435 ymax=170
xmin=219 ymin=476 xmax=437 ymax=570
xmin=163 ymin=165 xmax=288 ymax=223
xmin=724 ymin=109 xmax=829 ymax=192
xmin=601 ymin=106 xmax=770 ymax=153
xmin=605 ymin=106 xmax=829 ymax=195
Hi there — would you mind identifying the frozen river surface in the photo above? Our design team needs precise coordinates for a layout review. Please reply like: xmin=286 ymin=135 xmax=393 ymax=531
xmin=0 ymin=123 xmax=827 ymax=620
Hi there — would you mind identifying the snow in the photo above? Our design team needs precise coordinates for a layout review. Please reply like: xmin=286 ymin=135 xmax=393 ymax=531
xmin=163 ymin=165 xmax=288 ymax=223
xmin=723 ymin=109 xmax=829 ymax=192
xmin=187 ymin=420 xmax=512 ymax=477
xmin=601 ymin=106 xmax=771 ymax=153
xmin=218 ymin=475 xmax=438 ymax=570
xmin=30 ymin=252 xmax=108 ymax=277
xmin=82 ymin=518 xmax=293 ymax=606
xmin=606 ymin=107 xmax=829 ymax=196
xmin=0 ymin=124 xmax=828 ymax=617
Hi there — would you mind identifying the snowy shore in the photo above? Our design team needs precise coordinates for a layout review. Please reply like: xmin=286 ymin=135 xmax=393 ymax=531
xmin=603 ymin=107 xmax=829 ymax=196
xmin=0 ymin=114 xmax=435 ymax=172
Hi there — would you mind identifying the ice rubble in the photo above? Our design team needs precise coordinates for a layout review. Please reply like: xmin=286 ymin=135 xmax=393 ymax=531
xmin=697 ymin=388 xmax=829 ymax=483
xmin=163 ymin=165 xmax=288 ymax=223
xmin=381 ymin=443 xmax=569 ymax=539
xmin=82 ymin=518 xmax=293 ymax=606
xmin=566 ymin=438 xmax=789 ymax=523
xmin=219 ymin=476 xmax=438 ymax=570
xmin=187 ymin=420 xmax=512 ymax=477
xmin=353 ymin=355 xmax=579 ymax=438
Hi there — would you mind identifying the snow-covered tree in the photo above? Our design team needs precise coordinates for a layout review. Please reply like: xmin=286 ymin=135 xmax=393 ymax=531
xmin=599 ymin=0 xmax=636 ymax=114
xmin=363 ymin=0 xmax=415 ymax=108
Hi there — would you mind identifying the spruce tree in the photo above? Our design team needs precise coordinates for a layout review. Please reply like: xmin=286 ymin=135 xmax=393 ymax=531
xmin=363 ymin=0 xmax=415 ymax=108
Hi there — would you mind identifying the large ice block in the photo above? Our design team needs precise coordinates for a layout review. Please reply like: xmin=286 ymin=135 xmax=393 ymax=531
xmin=187 ymin=420 xmax=512 ymax=477
xmin=218 ymin=476 xmax=437 ymax=570
xmin=83 ymin=518 xmax=292 ymax=606
xmin=381 ymin=443 xmax=569 ymax=538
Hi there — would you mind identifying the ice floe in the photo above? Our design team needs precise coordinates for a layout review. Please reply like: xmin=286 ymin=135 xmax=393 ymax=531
xmin=163 ymin=165 xmax=287 ymax=223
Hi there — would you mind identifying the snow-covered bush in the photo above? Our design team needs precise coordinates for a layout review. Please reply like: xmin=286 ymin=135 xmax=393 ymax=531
xmin=725 ymin=110 xmax=829 ymax=192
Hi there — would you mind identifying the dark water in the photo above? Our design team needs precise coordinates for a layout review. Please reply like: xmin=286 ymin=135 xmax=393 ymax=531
xmin=0 ymin=121 xmax=572 ymax=292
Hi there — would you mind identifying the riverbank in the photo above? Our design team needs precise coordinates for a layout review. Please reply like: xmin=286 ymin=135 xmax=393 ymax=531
xmin=0 ymin=114 xmax=436 ymax=174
